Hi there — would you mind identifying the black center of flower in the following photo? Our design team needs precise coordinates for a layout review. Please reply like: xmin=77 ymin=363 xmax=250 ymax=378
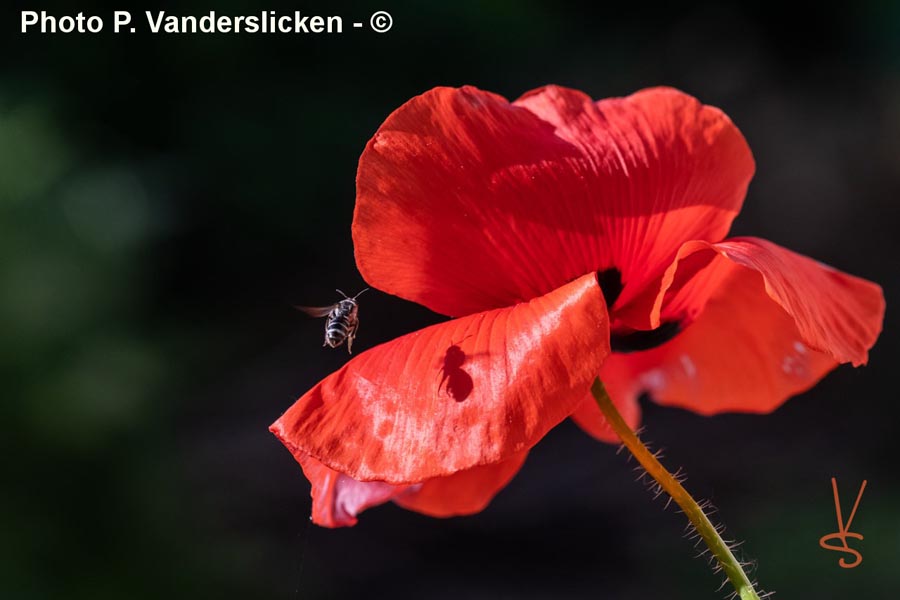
xmin=595 ymin=269 xmax=681 ymax=353
xmin=596 ymin=269 xmax=623 ymax=308
xmin=609 ymin=320 xmax=681 ymax=353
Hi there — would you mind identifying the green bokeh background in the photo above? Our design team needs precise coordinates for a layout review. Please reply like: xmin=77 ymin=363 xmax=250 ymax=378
xmin=3 ymin=1 xmax=899 ymax=598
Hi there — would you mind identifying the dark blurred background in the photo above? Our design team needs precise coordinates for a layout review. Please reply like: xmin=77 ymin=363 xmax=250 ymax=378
xmin=2 ymin=0 xmax=898 ymax=598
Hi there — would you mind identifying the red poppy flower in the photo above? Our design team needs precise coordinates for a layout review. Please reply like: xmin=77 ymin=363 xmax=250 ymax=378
xmin=271 ymin=85 xmax=884 ymax=527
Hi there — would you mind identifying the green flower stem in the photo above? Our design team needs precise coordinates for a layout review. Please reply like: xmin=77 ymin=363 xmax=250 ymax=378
xmin=591 ymin=378 xmax=761 ymax=600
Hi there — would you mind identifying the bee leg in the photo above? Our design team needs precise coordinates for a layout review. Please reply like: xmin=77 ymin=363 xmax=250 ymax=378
xmin=347 ymin=322 xmax=359 ymax=355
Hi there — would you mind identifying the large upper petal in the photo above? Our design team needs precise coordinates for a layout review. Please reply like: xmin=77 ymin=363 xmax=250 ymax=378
xmin=572 ymin=241 xmax=883 ymax=423
xmin=271 ymin=273 xmax=608 ymax=484
xmin=297 ymin=450 xmax=527 ymax=527
xmin=354 ymin=85 xmax=755 ymax=318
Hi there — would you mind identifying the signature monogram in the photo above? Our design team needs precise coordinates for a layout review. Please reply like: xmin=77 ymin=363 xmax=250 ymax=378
xmin=818 ymin=477 xmax=867 ymax=569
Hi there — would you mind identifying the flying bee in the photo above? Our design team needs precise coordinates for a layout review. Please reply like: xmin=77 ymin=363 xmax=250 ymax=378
xmin=296 ymin=289 xmax=369 ymax=354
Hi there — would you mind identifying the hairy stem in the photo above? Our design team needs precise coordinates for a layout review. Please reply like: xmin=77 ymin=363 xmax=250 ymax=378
xmin=591 ymin=378 xmax=761 ymax=600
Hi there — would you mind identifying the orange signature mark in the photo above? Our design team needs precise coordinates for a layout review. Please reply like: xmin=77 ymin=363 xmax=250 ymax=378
xmin=818 ymin=477 xmax=867 ymax=569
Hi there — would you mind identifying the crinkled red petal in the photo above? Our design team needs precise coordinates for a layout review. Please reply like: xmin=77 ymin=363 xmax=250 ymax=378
xmin=298 ymin=453 xmax=410 ymax=528
xmin=574 ymin=244 xmax=882 ymax=419
xmin=654 ymin=237 xmax=885 ymax=366
xmin=297 ymin=450 xmax=527 ymax=527
xmin=271 ymin=273 xmax=608 ymax=484
xmin=393 ymin=449 xmax=528 ymax=517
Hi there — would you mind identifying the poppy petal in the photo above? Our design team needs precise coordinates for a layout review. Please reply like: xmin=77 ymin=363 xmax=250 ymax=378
xmin=354 ymin=85 xmax=755 ymax=318
xmin=297 ymin=453 xmax=410 ymax=528
xmin=271 ymin=273 xmax=609 ymax=484
xmin=298 ymin=450 xmax=528 ymax=527
xmin=582 ymin=251 xmax=879 ymax=417
xmin=394 ymin=449 xmax=528 ymax=517
xmin=654 ymin=237 xmax=885 ymax=366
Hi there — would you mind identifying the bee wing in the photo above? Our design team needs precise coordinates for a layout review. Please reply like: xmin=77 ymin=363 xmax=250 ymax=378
xmin=294 ymin=304 xmax=336 ymax=318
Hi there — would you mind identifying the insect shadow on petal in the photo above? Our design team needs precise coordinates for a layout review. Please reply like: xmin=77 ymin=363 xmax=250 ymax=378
xmin=295 ymin=288 xmax=369 ymax=354
xmin=436 ymin=335 xmax=487 ymax=403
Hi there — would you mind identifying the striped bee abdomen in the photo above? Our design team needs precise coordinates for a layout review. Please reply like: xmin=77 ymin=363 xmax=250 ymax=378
xmin=323 ymin=299 xmax=359 ymax=352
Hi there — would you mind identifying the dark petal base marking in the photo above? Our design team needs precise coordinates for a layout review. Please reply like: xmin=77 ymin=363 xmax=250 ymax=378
xmin=610 ymin=320 xmax=681 ymax=353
